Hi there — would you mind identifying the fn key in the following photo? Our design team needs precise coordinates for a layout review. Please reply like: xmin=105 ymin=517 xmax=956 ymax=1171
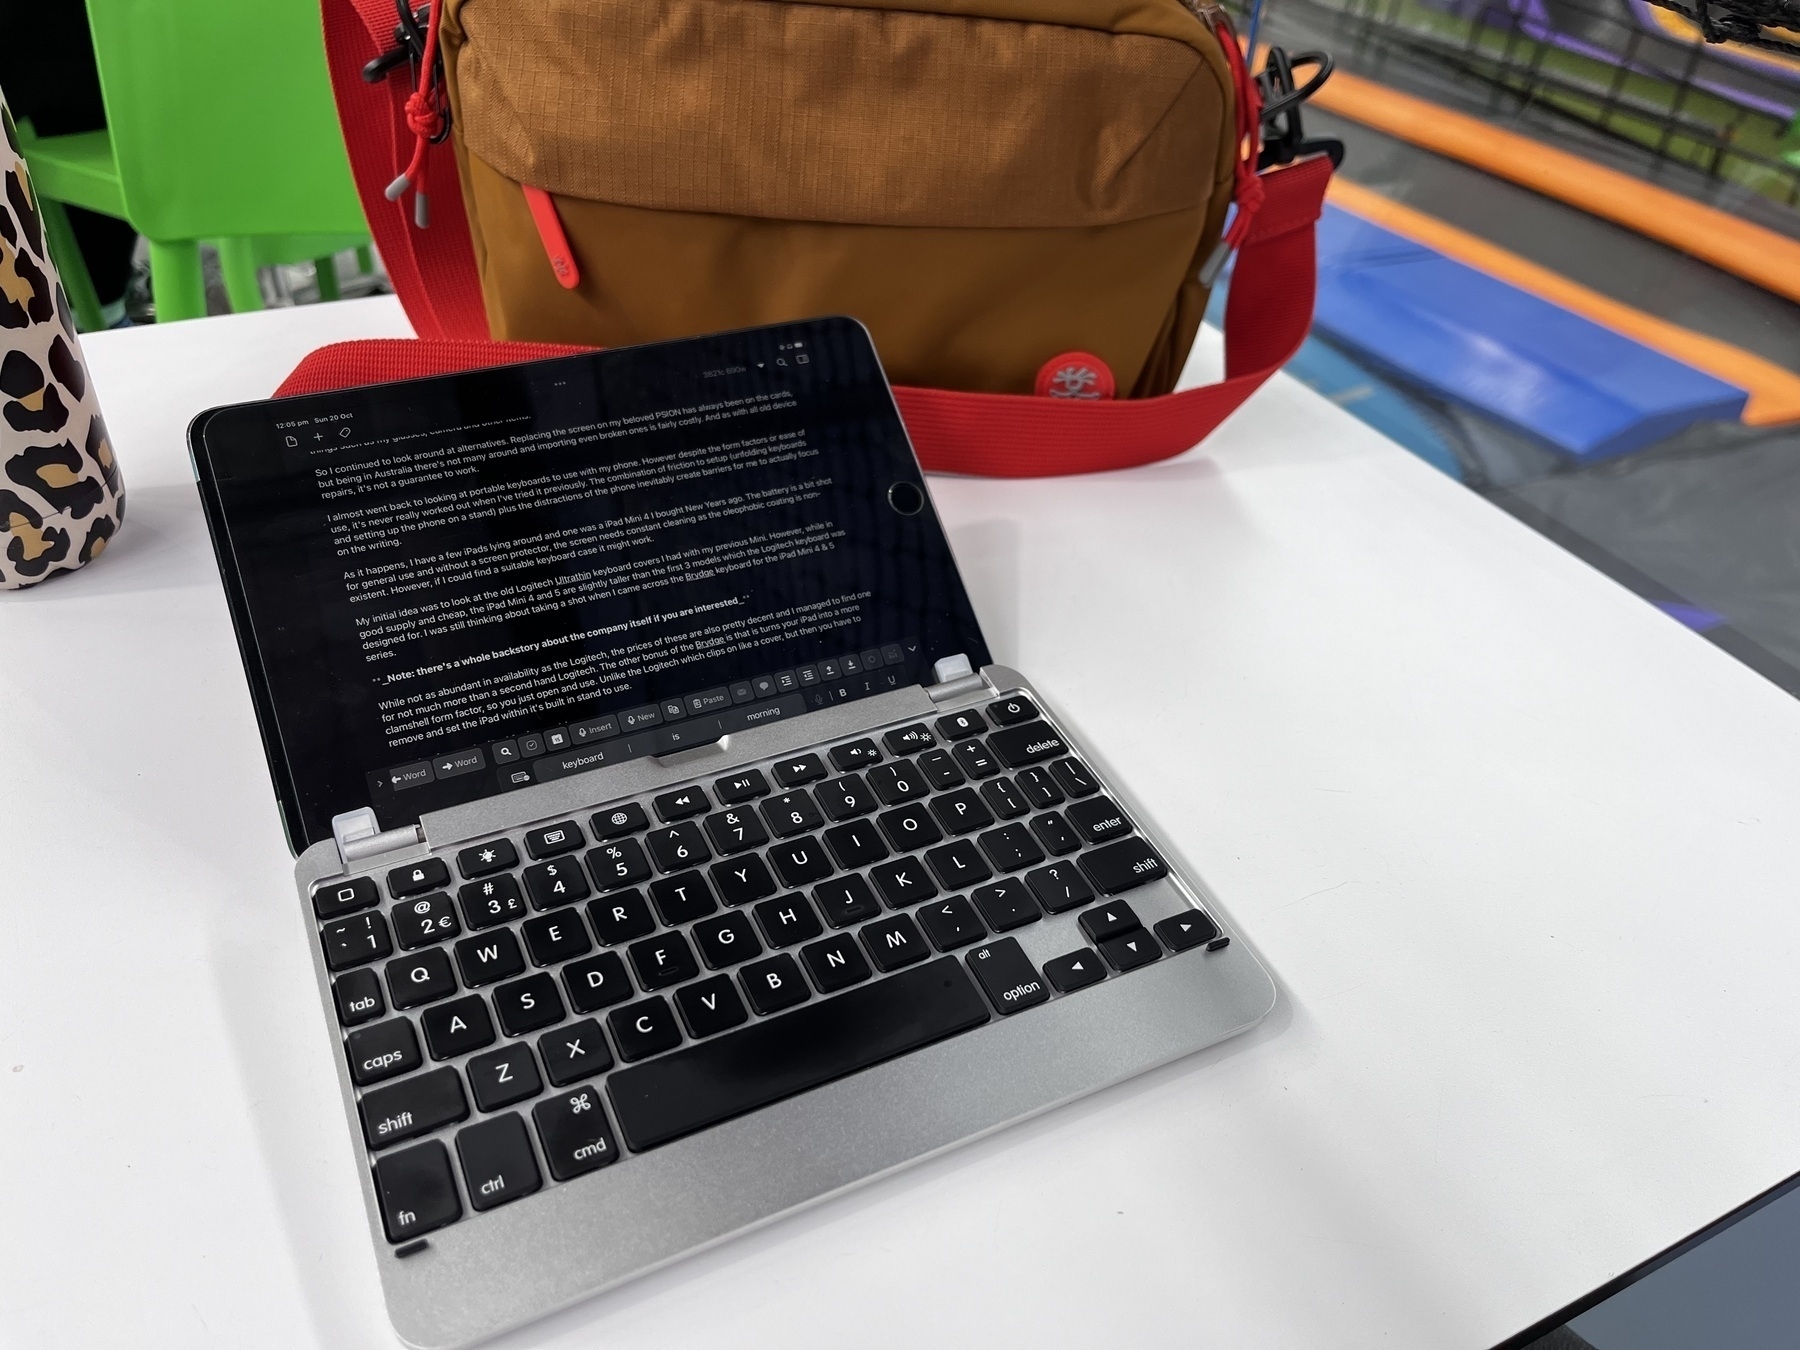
xmin=373 ymin=1140 xmax=461 ymax=1242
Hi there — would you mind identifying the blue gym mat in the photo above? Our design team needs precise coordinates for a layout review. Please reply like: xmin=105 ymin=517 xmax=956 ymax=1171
xmin=1312 ymin=206 xmax=1748 ymax=462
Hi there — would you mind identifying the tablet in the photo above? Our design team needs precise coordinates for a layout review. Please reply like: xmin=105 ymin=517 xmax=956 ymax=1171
xmin=192 ymin=317 xmax=989 ymax=851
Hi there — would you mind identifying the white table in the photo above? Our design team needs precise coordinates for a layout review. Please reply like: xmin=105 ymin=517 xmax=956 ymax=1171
xmin=5 ymin=297 xmax=1799 ymax=1350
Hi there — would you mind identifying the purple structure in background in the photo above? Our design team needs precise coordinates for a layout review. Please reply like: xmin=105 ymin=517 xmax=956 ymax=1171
xmin=1421 ymin=0 xmax=1796 ymax=118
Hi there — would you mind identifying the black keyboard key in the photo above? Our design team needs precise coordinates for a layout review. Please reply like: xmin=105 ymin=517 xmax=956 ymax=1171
xmin=1049 ymin=757 xmax=1100 ymax=798
xmin=710 ymin=852 xmax=778 ymax=906
xmin=1101 ymin=929 xmax=1162 ymax=971
xmin=966 ymin=937 xmax=1051 ymax=1013
xmin=1025 ymin=861 xmax=1095 ymax=913
xmin=523 ymin=857 xmax=591 ymax=910
xmin=454 ymin=928 xmax=527 ymax=987
xmin=586 ymin=838 xmax=651 ymax=890
xmin=563 ymin=950 xmax=633 ymax=1012
xmin=334 ymin=968 xmax=385 ymax=1026
xmin=421 ymin=994 xmax=496 ymax=1059
xmin=693 ymin=911 xmax=762 ymax=968
xmin=374 ymin=1140 xmax=461 ymax=1241
xmin=313 ymin=875 xmax=378 ymax=919
xmin=521 ymin=907 xmax=592 ymax=966
xmin=769 ymin=836 xmax=835 ymax=888
xmin=1156 ymin=911 xmax=1221 ymax=952
xmin=952 ymin=739 xmax=1000 ymax=779
xmin=860 ymin=913 xmax=929 ymax=971
xmin=1029 ymin=811 xmax=1082 ymax=857
xmin=361 ymin=1066 xmax=468 ymax=1149
xmin=467 ymin=1043 xmax=543 ymax=1112
xmin=1014 ymin=766 xmax=1065 ymax=810
xmin=1078 ymin=837 xmax=1169 ymax=895
xmin=704 ymin=806 xmax=769 ymax=855
xmin=816 ymin=774 xmax=878 ymax=821
xmin=801 ymin=932 xmax=872 ymax=991
xmin=646 ymin=822 xmax=711 ymax=872
xmin=653 ymin=785 xmax=710 ymax=822
xmin=388 ymin=857 xmax=450 ymax=898
xmin=609 ymin=996 xmax=684 ymax=1060
xmin=1079 ymin=900 xmax=1141 ymax=944
xmin=538 ymin=1018 xmax=613 ymax=1086
xmin=1065 ymin=795 xmax=1133 ymax=845
xmin=740 ymin=953 xmax=811 ymax=1014
xmin=978 ymin=823 xmax=1045 ymax=873
xmin=917 ymin=748 xmax=966 ymax=790
xmin=753 ymin=894 xmax=824 ymax=948
xmin=534 ymin=1086 xmax=620 ymax=1180
xmin=387 ymin=947 xmax=457 ymax=1009
xmin=608 ymin=957 xmax=989 ymax=1151
xmin=772 ymin=753 xmax=827 ymax=787
xmin=524 ymin=820 xmax=584 ymax=859
xmin=870 ymin=856 xmax=938 ymax=908
xmin=971 ymin=878 xmax=1041 ymax=932
xmin=392 ymin=892 xmax=461 ymax=950
xmin=883 ymin=723 xmax=935 ymax=756
xmin=494 ymin=972 xmax=565 ymax=1036
xmin=823 ymin=819 xmax=889 ymax=870
xmin=586 ymin=888 xmax=656 ymax=945
xmin=649 ymin=870 xmax=717 ymax=925
xmin=931 ymin=788 xmax=994 ymax=835
xmin=457 ymin=874 xmax=527 ymax=929
xmin=980 ymin=777 xmax=1030 ymax=820
xmin=322 ymin=911 xmax=392 ymax=971
xmin=677 ymin=975 xmax=750 ymax=1037
xmin=813 ymin=874 xmax=882 ymax=928
xmin=346 ymin=1017 xmax=421 ymax=1085
xmin=986 ymin=694 xmax=1038 ymax=726
xmin=924 ymin=840 xmax=993 ymax=891
xmin=987 ymin=720 xmax=1069 ymax=769
xmin=830 ymin=739 xmax=882 ymax=771
xmin=629 ymin=932 xmax=699 ymax=991
xmin=457 ymin=838 xmax=519 ymax=878
xmin=713 ymin=768 xmax=771 ymax=804
xmin=1044 ymin=949 xmax=1107 ymax=993
xmin=590 ymin=801 xmax=649 ymax=839
xmin=866 ymin=761 xmax=929 ymax=806
xmin=877 ymin=802 xmax=944 ymax=852
xmin=935 ymin=708 xmax=987 ymax=740
xmin=761 ymin=789 xmax=824 ymax=837
xmin=918 ymin=896 xmax=988 ymax=951
xmin=456 ymin=1113 xmax=542 ymax=1210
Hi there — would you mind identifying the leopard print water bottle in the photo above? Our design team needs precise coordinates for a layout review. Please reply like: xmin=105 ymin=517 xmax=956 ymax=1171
xmin=0 ymin=88 xmax=124 ymax=589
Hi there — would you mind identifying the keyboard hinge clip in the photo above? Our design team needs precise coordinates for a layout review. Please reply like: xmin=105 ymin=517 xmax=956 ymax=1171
xmin=331 ymin=807 xmax=425 ymax=869
xmin=927 ymin=653 xmax=988 ymax=703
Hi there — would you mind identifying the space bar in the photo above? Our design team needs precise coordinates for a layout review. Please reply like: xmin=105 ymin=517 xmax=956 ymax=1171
xmin=606 ymin=957 xmax=992 ymax=1151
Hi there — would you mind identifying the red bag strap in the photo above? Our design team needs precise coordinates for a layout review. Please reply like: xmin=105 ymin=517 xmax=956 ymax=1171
xmin=304 ymin=0 xmax=1330 ymax=477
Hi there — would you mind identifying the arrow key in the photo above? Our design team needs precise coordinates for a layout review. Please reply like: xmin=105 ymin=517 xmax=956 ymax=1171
xmin=1100 ymin=929 xmax=1162 ymax=972
xmin=1043 ymin=948 xmax=1107 ymax=994
xmin=1155 ymin=911 xmax=1220 ymax=952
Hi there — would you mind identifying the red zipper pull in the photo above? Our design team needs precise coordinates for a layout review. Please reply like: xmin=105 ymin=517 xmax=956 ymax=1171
xmin=384 ymin=0 xmax=448 ymax=228
xmin=1198 ymin=9 xmax=1266 ymax=285
xmin=522 ymin=185 xmax=581 ymax=289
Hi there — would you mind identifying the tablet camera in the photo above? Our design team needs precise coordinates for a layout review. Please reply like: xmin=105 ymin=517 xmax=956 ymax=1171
xmin=887 ymin=481 xmax=924 ymax=516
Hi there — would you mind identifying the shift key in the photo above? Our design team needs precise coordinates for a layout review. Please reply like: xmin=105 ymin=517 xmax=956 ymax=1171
xmin=360 ymin=1066 xmax=469 ymax=1150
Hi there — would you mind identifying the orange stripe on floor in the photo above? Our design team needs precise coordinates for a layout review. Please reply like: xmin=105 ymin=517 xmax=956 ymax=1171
xmin=1310 ymin=69 xmax=1800 ymax=307
xmin=1327 ymin=177 xmax=1800 ymax=424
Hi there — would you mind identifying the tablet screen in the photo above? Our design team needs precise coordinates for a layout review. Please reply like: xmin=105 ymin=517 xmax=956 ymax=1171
xmin=194 ymin=317 xmax=989 ymax=851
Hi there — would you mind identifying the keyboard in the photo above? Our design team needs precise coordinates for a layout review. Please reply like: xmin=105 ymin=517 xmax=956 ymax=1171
xmin=313 ymin=690 xmax=1230 ymax=1251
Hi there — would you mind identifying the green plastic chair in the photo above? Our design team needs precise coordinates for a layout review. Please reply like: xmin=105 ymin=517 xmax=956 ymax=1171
xmin=18 ymin=0 xmax=369 ymax=326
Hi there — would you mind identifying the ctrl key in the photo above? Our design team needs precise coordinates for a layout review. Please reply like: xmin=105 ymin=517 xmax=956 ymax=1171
xmin=374 ymin=1140 xmax=462 ymax=1243
xmin=534 ymin=1085 xmax=621 ymax=1180
xmin=456 ymin=1113 xmax=542 ymax=1211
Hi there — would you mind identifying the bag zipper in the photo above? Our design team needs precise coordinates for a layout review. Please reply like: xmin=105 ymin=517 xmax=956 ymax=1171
xmin=522 ymin=185 xmax=582 ymax=289
xmin=1197 ymin=7 xmax=1266 ymax=286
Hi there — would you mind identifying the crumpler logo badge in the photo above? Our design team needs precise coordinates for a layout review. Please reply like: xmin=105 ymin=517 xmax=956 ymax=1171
xmin=1034 ymin=351 xmax=1116 ymax=400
